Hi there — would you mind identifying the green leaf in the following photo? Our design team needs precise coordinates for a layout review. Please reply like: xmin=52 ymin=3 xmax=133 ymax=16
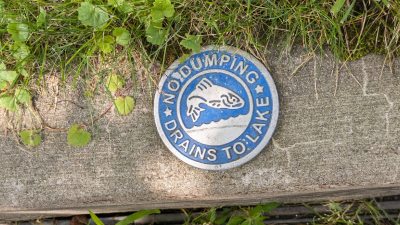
xmin=151 ymin=0 xmax=175 ymax=22
xmin=78 ymin=2 xmax=110 ymax=28
xmin=89 ymin=210 xmax=105 ymax=225
xmin=108 ymin=0 xmax=124 ymax=7
xmin=118 ymin=3 xmax=133 ymax=13
xmin=215 ymin=208 xmax=232 ymax=225
xmin=340 ymin=0 xmax=356 ymax=24
xmin=180 ymin=34 xmax=202 ymax=53
xmin=15 ymin=88 xmax=31 ymax=104
xmin=0 ymin=0 xmax=4 ymax=13
xmin=105 ymin=73 xmax=125 ymax=94
xmin=19 ymin=130 xmax=41 ymax=148
xmin=0 ymin=70 xmax=18 ymax=83
xmin=146 ymin=22 xmax=167 ymax=46
xmin=11 ymin=43 xmax=30 ymax=61
xmin=260 ymin=202 xmax=279 ymax=213
xmin=97 ymin=35 xmax=115 ymax=54
xmin=331 ymin=0 xmax=346 ymax=16
xmin=7 ymin=23 xmax=29 ymax=42
xmin=116 ymin=209 xmax=160 ymax=225
xmin=113 ymin=27 xmax=131 ymax=46
xmin=67 ymin=124 xmax=91 ymax=147
xmin=0 ymin=94 xmax=17 ymax=112
xmin=114 ymin=96 xmax=135 ymax=116
xmin=37 ymin=7 xmax=47 ymax=28
xmin=226 ymin=216 xmax=245 ymax=225
xmin=249 ymin=205 xmax=263 ymax=217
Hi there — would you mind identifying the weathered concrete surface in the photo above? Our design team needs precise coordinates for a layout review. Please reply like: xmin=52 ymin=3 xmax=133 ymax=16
xmin=1 ymin=47 xmax=400 ymax=221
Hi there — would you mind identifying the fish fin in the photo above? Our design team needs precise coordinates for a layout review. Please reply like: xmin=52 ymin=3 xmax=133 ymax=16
xmin=187 ymin=105 xmax=205 ymax=122
xmin=196 ymin=78 xmax=213 ymax=91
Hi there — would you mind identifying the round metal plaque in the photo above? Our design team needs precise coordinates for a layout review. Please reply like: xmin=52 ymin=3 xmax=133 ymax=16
xmin=154 ymin=46 xmax=279 ymax=170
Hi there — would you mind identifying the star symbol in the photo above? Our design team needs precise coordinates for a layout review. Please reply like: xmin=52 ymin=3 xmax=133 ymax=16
xmin=164 ymin=108 xmax=172 ymax=117
xmin=255 ymin=85 xmax=264 ymax=94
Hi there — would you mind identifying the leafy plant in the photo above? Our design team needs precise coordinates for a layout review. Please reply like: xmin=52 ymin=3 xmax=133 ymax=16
xmin=89 ymin=209 xmax=160 ymax=225
xmin=19 ymin=130 xmax=41 ymax=148
xmin=151 ymin=0 xmax=175 ymax=22
xmin=180 ymin=34 xmax=202 ymax=53
xmin=114 ymin=96 xmax=135 ymax=116
xmin=0 ymin=94 xmax=17 ymax=111
xmin=89 ymin=211 xmax=104 ymax=225
xmin=15 ymin=88 xmax=31 ymax=105
xmin=105 ymin=73 xmax=125 ymax=94
xmin=146 ymin=22 xmax=167 ymax=46
xmin=113 ymin=27 xmax=131 ymax=46
xmin=67 ymin=124 xmax=91 ymax=147
xmin=78 ymin=2 xmax=110 ymax=28
xmin=97 ymin=35 xmax=115 ymax=54
xmin=115 ymin=209 xmax=161 ymax=225
xmin=7 ymin=23 xmax=29 ymax=42
xmin=226 ymin=202 xmax=279 ymax=225
xmin=36 ymin=7 xmax=47 ymax=28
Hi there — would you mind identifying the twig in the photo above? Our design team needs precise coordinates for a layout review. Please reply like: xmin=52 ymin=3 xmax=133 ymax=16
xmin=29 ymin=104 xmax=68 ymax=132
xmin=90 ymin=103 xmax=113 ymax=125
xmin=55 ymin=99 xmax=85 ymax=109
xmin=289 ymin=53 xmax=314 ymax=80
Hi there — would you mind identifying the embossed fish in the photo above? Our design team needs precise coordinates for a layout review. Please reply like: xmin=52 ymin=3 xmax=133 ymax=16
xmin=186 ymin=78 xmax=245 ymax=122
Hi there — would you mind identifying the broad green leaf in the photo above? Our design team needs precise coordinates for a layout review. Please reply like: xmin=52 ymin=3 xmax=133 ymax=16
xmin=226 ymin=216 xmax=245 ymax=225
xmin=37 ymin=7 xmax=47 ymax=28
xmin=180 ymin=34 xmax=202 ymax=53
xmin=105 ymin=73 xmax=125 ymax=94
xmin=151 ymin=0 xmax=175 ymax=22
xmin=0 ymin=70 xmax=18 ymax=83
xmin=15 ymin=88 xmax=31 ymax=104
xmin=7 ymin=23 xmax=29 ymax=42
xmin=19 ymin=130 xmax=41 ymax=148
xmin=108 ymin=0 xmax=124 ymax=7
xmin=114 ymin=96 xmax=135 ymax=116
xmin=116 ymin=209 xmax=160 ymax=225
xmin=108 ymin=0 xmax=133 ymax=13
xmin=331 ymin=0 xmax=346 ymax=16
xmin=11 ymin=43 xmax=30 ymax=61
xmin=113 ymin=27 xmax=130 ymax=46
xmin=118 ymin=3 xmax=133 ymax=13
xmin=0 ymin=95 xmax=17 ymax=112
xmin=89 ymin=210 xmax=105 ymax=225
xmin=97 ymin=35 xmax=115 ymax=54
xmin=78 ymin=2 xmax=110 ymax=28
xmin=146 ymin=22 xmax=167 ymax=46
xmin=67 ymin=124 xmax=91 ymax=147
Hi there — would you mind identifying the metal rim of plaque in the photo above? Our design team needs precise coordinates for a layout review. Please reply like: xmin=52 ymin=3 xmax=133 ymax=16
xmin=154 ymin=46 xmax=279 ymax=170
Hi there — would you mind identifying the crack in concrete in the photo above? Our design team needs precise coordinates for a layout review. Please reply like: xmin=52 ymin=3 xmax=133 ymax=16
xmin=272 ymin=138 xmax=291 ymax=168
xmin=313 ymin=58 xmax=319 ymax=100
xmin=361 ymin=58 xmax=394 ymax=137
xmin=272 ymin=138 xmax=333 ymax=168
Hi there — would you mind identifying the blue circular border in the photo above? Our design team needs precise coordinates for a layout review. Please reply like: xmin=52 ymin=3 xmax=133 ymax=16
xmin=154 ymin=46 xmax=279 ymax=170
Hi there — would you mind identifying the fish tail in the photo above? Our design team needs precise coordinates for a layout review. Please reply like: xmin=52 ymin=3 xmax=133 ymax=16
xmin=187 ymin=105 xmax=204 ymax=122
